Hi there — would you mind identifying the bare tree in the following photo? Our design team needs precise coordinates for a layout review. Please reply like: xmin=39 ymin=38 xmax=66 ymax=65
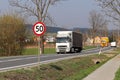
xmin=96 ymin=0 xmax=120 ymax=42
xmin=89 ymin=10 xmax=108 ymax=45
xmin=96 ymin=0 xmax=120 ymax=26
xmin=9 ymin=0 xmax=63 ymax=53
xmin=99 ymin=21 xmax=108 ymax=37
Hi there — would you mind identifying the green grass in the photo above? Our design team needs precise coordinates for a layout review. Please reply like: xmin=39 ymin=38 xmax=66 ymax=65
xmin=114 ymin=67 xmax=120 ymax=80
xmin=22 ymin=48 xmax=38 ymax=55
xmin=44 ymin=48 xmax=56 ymax=54
xmin=22 ymin=48 xmax=56 ymax=55
xmin=83 ymin=46 xmax=96 ymax=50
xmin=63 ymin=63 xmax=102 ymax=80
xmin=0 ymin=49 xmax=118 ymax=80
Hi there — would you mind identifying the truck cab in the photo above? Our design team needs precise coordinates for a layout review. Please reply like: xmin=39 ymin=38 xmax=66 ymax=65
xmin=56 ymin=31 xmax=72 ymax=53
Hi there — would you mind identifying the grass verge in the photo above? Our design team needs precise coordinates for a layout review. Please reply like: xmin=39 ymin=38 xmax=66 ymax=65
xmin=0 ymin=48 xmax=119 ymax=80
xmin=114 ymin=67 xmax=120 ymax=80
xmin=114 ymin=48 xmax=120 ymax=80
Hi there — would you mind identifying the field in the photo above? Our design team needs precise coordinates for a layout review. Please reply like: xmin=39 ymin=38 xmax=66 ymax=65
xmin=22 ymin=46 xmax=96 ymax=55
xmin=0 ymin=48 xmax=119 ymax=80
xmin=22 ymin=48 xmax=56 ymax=55
xmin=0 ymin=46 xmax=96 ymax=56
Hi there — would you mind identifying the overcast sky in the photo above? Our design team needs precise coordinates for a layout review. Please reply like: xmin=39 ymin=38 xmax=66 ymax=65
xmin=49 ymin=0 xmax=101 ymax=29
xmin=0 ymin=0 xmax=103 ymax=29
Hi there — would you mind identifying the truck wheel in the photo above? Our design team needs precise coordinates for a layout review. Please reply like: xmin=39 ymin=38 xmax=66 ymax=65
xmin=77 ymin=49 xmax=80 ymax=53
xmin=78 ymin=47 xmax=82 ymax=53
xmin=57 ymin=52 xmax=60 ymax=54
xmin=71 ymin=48 xmax=74 ymax=53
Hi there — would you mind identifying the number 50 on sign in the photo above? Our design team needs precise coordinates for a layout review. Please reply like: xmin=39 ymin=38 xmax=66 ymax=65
xmin=33 ymin=22 xmax=46 ymax=36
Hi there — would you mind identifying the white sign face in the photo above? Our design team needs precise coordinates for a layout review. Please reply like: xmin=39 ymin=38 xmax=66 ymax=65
xmin=33 ymin=22 xmax=46 ymax=36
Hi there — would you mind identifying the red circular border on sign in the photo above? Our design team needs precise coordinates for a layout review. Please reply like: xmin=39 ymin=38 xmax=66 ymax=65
xmin=32 ymin=22 xmax=46 ymax=36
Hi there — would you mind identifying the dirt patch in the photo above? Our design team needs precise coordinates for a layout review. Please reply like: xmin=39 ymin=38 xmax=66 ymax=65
xmin=104 ymin=54 xmax=114 ymax=57
xmin=4 ymin=73 xmax=33 ymax=80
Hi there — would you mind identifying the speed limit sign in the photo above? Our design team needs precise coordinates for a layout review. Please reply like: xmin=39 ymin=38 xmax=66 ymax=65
xmin=33 ymin=22 xmax=46 ymax=36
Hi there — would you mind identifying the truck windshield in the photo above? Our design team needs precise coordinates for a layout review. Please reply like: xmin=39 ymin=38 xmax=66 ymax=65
xmin=56 ymin=37 xmax=70 ymax=43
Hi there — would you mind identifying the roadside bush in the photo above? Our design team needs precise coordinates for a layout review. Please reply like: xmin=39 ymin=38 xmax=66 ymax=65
xmin=0 ymin=14 xmax=26 ymax=56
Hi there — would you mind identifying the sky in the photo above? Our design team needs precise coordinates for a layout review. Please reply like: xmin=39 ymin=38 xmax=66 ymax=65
xmin=0 ymin=0 xmax=101 ymax=29
xmin=49 ymin=0 xmax=101 ymax=29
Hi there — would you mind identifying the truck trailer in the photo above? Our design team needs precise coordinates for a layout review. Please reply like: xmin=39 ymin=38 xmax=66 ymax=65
xmin=56 ymin=31 xmax=82 ymax=54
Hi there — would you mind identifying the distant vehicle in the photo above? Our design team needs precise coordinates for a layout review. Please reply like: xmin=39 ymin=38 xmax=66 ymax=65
xmin=110 ymin=42 xmax=117 ymax=47
xmin=56 ymin=31 xmax=82 ymax=54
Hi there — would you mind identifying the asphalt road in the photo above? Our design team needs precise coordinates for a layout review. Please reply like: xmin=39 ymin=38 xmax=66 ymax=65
xmin=0 ymin=47 xmax=112 ymax=71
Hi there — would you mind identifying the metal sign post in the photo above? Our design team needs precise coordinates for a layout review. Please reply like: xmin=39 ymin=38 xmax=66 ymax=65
xmin=33 ymin=22 xmax=46 ymax=68
xmin=38 ymin=37 xmax=40 ymax=68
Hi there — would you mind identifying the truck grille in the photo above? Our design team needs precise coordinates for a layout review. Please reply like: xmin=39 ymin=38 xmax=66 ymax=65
xmin=58 ymin=46 xmax=67 ymax=52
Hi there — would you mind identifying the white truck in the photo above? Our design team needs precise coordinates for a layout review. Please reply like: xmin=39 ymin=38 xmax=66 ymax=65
xmin=110 ymin=42 xmax=117 ymax=47
xmin=56 ymin=31 xmax=82 ymax=54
